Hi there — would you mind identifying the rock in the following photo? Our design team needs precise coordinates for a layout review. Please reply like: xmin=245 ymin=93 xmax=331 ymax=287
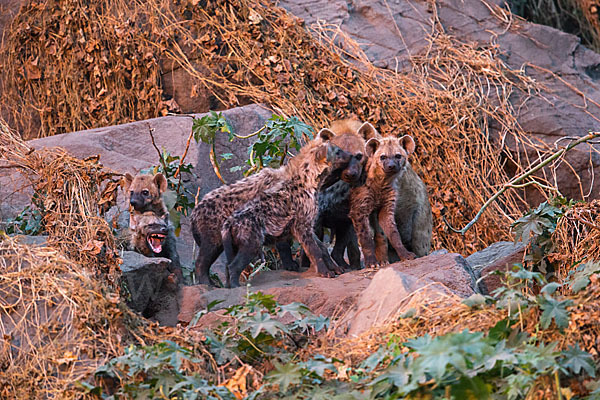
xmin=347 ymin=267 xmax=451 ymax=337
xmin=0 ymin=104 xmax=273 ymax=271
xmin=119 ymin=251 xmax=180 ymax=326
xmin=179 ymin=253 xmax=478 ymax=335
xmin=278 ymin=0 xmax=600 ymax=202
xmin=178 ymin=269 xmax=372 ymax=325
xmin=10 ymin=234 xmax=48 ymax=246
xmin=466 ymin=241 xmax=526 ymax=294
xmin=390 ymin=252 xmax=478 ymax=297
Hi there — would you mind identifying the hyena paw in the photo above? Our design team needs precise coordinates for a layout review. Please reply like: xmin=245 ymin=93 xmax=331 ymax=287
xmin=399 ymin=251 xmax=417 ymax=261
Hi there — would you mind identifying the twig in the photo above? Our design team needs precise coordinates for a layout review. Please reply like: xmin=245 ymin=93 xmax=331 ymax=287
xmin=174 ymin=128 xmax=194 ymax=179
xmin=446 ymin=132 xmax=600 ymax=235
xmin=147 ymin=123 xmax=168 ymax=173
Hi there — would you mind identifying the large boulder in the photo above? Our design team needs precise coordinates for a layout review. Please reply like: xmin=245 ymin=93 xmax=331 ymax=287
xmin=178 ymin=269 xmax=373 ymax=324
xmin=466 ymin=240 xmax=526 ymax=294
xmin=180 ymin=252 xmax=478 ymax=335
xmin=0 ymin=104 xmax=273 ymax=271
xmin=346 ymin=267 xmax=451 ymax=337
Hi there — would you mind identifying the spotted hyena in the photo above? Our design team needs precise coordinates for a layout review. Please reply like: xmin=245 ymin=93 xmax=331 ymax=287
xmin=348 ymin=134 xmax=418 ymax=267
xmin=221 ymin=132 xmax=349 ymax=287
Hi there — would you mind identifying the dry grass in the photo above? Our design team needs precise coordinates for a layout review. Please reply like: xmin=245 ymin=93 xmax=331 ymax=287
xmin=0 ymin=120 xmax=217 ymax=398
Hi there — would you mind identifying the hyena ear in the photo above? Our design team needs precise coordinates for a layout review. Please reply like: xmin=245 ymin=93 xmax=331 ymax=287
xmin=315 ymin=144 xmax=329 ymax=162
xmin=154 ymin=173 xmax=168 ymax=193
xmin=317 ymin=128 xmax=335 ymax=142
xmin=365 ymin=137 xmax=380 ymax=157
xmin=399 ymin=135 xmax=415 ymax=156
xmin=357 ymin=122 xmax=378 ymax=140
xmin=129 ymin=213 xmax=139 ymax=231
xmin=123 ymin=173 xmax=134 ymax=192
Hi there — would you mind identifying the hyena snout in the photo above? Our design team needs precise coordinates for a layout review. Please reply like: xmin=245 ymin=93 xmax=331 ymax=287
xmin=341 ymin=158 xmax=363 ymax=183
xmin=146 ymin=223 xmax=168 ymax=254
xmin=130 ymin=193 xmax=149 ymax=209
xmin=382 ymin=157 xmax=405 ymax=175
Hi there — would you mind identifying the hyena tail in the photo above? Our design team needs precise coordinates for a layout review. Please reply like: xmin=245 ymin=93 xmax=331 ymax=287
xmin=221 ymin=222 xmax=235 ymax=264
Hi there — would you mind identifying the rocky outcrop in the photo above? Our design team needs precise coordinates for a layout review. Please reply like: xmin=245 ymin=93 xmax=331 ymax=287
xmin=120 ymin=251 xmax=181 ymax=326
xmin=179 ymin=252 xmax=478 ymax=335
xmin=279 ymin=0 xmax=600 ymax=201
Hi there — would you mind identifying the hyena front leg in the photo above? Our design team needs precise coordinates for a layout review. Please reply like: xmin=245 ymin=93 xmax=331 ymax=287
xmin=371 ymin=212 xmax=389 ymax=264
xmin=350 ymin=212 xmax=378 ymax=268
xmin=293 ymin=224 xmax=336 ymax=278
xmin=378 ymin=205 xmax=416 ymax=261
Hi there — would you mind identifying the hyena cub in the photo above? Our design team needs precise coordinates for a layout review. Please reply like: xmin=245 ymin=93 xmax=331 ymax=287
xmin=123 ymin=172 xmax=168 ymax=230
xmin=349 ymin=134 xmax=417 ymax=267
xmin=221 ymin=132 xmax=347 ymax=287
xmin=130 ymin=211 xmax=183 ymax=284
xmin=301 ymin=119 xmax=377 ymax=270
xmin=191 ymin=130 xmax=350 ymax=285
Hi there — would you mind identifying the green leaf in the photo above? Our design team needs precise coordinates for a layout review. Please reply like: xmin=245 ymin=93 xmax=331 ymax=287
xmin=571 ymin=275 xmax=591 ymax=293
xmin=561 ymin=344 xmax=596 ymax=377
xmin=267 ymin=361 xmax=303 ymax=392
xmin=359 ymin=345 xmax=389 ymax=372
xmin=302 ymin=355 xmax=338 ymax=377
xmin=451 ymin=375 xmax=492 ymax=400
xmin=243 ymin=311 xmax=287 ymax=338
xmin=540 ymin=282 xmax=561 ymax=295
xmin=539 ymin=295 xmax=573 ymax=330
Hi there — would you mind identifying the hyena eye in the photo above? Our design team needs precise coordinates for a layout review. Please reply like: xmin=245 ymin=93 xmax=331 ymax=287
xmin=142 ymin=189 xmax=150 ymax=196
xmin=380 ymin=155 xmax=387 ymax=161
xmin=355 ymin=153 xmax=363 ymax=161
xmin=395 ymin=154 xmax=402 ymax=159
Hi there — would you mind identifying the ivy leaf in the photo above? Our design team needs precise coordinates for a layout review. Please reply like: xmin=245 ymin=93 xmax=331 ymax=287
xmin=540 ymin=282 xmax=561 ymax=295
xmin=571 ymin=275 xmax=591 ymax=293
xmin=561 ymin=344 xmax=596 ymax=377
xmin=243 ymin=311 xmax=287 ymax=338
xmin=279 ymin=302 xmax=311 ymax=319
xmin=302 ymin=355 xmax=338 ymax=377
xmin=539 ymin=295 xmax=573 ymax=330
xmin=359 ymin=345 xmax=389 ymax=372
xmin=267 ymin=361 xmax=303 ymax=392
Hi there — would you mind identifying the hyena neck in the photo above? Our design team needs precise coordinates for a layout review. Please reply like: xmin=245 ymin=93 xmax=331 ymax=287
xmin=285 ymin=147 xmax=329 ymax=192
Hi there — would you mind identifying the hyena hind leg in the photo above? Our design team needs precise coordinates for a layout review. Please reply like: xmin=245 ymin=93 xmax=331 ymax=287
xmin=194 ymin=240 xmax=223 ymax=286
xmin=275 ymin=241 xmax=299 ymax=271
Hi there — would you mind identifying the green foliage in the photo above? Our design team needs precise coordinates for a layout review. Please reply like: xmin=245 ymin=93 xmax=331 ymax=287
xmin=244 ymin=115 xmax=313 ymax=174
xmin=88 ymin=293 xmax=330 ymax=398
xmin=91 ymin=341 xmax=235 ymax=399
xmin=206 ymin=291 xmax=329 ymax=364
xmin=567 ymin=262 xmax=600 ymax=293
xmin=3 ymin=204 xmax=44 ymax=235
xmin=192 ymin=110 xmax=234 ymax=144
xmin=3 ymin=191 xmax=46 ymax=235
xmin=191 ymin=111 xmax=314 ymax=177
xmin=511 ymin=197 xmax=575 ymax=273
xmin=142 ymin=148 xmax=195 ymax=236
